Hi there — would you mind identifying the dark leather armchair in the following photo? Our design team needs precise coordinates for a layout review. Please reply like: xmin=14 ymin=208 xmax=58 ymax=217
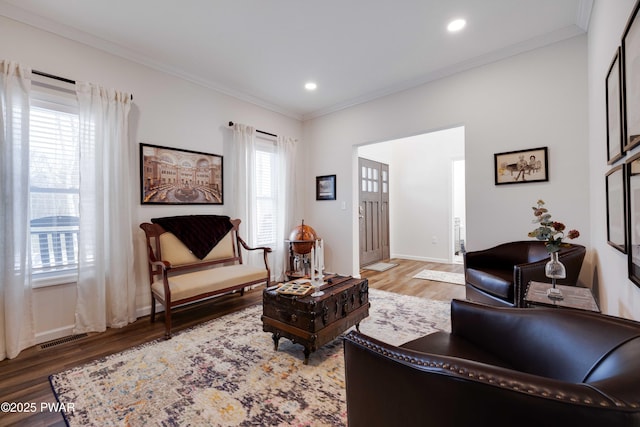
xmin=464 ymin=240 xmax=586 ymax=307
xmin=343 ymin=299 xmax=640 ymax=427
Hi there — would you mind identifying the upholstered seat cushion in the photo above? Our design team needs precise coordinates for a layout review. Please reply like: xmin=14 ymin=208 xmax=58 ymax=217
xmin=151 ymin=264 xmax=268 ymax=301
xmin=401 ymin=331 xmax=515 ymax=370
xmin=465 ymin=267 xmax=513 ymax=300
xmin=159 ymin=232 xmax=235 ymax=267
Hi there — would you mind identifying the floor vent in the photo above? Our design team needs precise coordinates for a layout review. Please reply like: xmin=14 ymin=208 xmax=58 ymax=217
xmin=39 ymin=333 xmax=88 ymax=350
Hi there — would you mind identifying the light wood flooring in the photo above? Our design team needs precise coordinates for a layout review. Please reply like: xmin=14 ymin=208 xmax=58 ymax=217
xmin=0 ymin=258 xmax=464 ymax=426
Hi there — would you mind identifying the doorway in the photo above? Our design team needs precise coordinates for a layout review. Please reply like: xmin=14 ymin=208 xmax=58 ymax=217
xmin=356 ymin=125 xmax=465 ymax=267
xmin=358 ymin=158 xmax=389 ymax=267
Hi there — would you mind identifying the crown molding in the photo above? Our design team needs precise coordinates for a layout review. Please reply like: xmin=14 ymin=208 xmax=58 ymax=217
xmin=576 ymin=0 xmax=594 ymax=32
xmin=303 ymin=25 xmax=586 ymax=121
xmin=0 ymin=3 xmax=302 ymax=121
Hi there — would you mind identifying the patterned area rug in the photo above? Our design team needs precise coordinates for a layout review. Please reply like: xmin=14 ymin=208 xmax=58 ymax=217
xmin=412 ymin=269 xmax=465 ymax=285
xmin=49 ymin=289 xmax=451 ymax=426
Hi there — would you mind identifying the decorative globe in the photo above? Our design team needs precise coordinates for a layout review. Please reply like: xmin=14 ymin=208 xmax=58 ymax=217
xmin=288 ymin=220 xmax=318 ymax=254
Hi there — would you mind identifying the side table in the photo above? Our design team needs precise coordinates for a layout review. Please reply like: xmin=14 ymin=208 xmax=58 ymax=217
xmin=524 ymin=281 xmax=600 ymax=312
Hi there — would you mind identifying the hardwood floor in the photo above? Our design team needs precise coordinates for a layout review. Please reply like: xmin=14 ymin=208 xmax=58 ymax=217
xmin=361 ymin=258 xmax=465 ymax=301
xmin=0 ymin=258 xmax=464 ymax=426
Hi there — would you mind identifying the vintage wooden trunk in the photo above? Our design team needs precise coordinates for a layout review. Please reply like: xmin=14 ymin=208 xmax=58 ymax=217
xmin=262 ymin=275 xmax=369 ymax=363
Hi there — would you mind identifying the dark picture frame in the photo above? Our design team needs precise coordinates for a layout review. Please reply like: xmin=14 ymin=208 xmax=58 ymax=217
xmin=316 ymin=175 xmax=336 ymax=200
xmin=622 ymin=0 xmax=640 ymax=152
xmin=494 ymin=147 xmax=548 ymax=185
xmin=606 ymin=165 xmax=626 ymax=253
xmin=606 ymin=47 xmax=624 ymax=164
xmin=626 ymin=152 xmax=640 ymax=288
xmin=140 ymin=143 xmax=223 ymax=205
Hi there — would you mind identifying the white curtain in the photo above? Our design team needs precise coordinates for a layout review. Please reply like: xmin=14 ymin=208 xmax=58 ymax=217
xmin=74 ymin=82 xmax=136 ymax=333
xmin=231 ymin=123 xmax=260 ymax=266
xmin=0 ymin=61 xmax=35 ymax=360
xmin=232 ymin=122 xmax=298 ymax=280
xmin=274 ymin=135 xmax=298 ymax=281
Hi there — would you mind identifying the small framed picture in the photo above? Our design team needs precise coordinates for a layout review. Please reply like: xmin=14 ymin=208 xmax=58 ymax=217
xmin=627 ymin=152 xmax=640 ymax=288
xmin=606 ymin=165 xmax=626 ymax=253
xmin=316 ymin=175 xmax=336 ymax=200
xmin=494 ymin=147 xmax=548 ymax=185
xmin=622 ymin=0 xmax=640 ymax=151
xmin=606 ymin=47 xmax=624 ymax=164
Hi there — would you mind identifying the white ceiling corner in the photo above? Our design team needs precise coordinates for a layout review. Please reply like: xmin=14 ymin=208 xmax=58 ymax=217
xmin=576 ymin=0 xmax=594 ymax=32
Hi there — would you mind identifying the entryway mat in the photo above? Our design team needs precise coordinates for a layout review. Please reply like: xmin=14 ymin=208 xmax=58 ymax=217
xmin=362 ymin=262 xmax=398 ymax=272
xmin=412 ymin=269 xmax=464 ymax=285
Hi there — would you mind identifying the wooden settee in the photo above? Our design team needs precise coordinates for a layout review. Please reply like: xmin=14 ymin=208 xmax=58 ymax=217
xmin=140 ymin=215 xmax=271 ymax=338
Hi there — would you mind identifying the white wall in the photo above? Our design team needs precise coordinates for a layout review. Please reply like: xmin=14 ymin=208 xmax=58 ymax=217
xmin=0 ymin=15 xmax=303 ymax=342
xmin=390 ymin=127 xmax=464 ymax=263
xmin=588 ymin=0 xmax=640 ymax=320
xmin=303 ymin=36 xmax=590 ymax=288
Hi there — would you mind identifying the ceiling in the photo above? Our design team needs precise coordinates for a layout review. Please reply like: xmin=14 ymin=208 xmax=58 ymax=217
xmin=0 ymin=0 xmax=592 ymax=120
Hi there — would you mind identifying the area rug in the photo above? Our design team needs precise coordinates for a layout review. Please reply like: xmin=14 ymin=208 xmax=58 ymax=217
xmin=412 ymin=269 xmax=465 ymax=285
xmin=361 ymin=262 xmax=398 ymax=272
xmin=49 ymin=289 xmax=450 ymax=427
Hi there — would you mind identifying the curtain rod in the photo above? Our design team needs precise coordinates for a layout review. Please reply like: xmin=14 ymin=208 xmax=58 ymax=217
xmin=32 ymin=69 xmax=134 ymax=101
xmin=228 ymin=121 xmax=277 ymax=138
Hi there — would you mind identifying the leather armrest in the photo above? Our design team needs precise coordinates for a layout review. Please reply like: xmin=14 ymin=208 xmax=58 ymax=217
xmin=514 ymin=259 xmax=549 ymax=306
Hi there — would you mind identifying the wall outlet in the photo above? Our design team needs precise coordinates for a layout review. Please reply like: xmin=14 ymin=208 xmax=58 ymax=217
xmin=432 ymin=236 xmax=438 ymax=244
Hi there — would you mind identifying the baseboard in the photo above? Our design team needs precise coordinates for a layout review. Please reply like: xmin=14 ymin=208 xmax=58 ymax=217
xmin=136 ymin=303 xmax=163 ymax=318
xmin=34 ymin=307 xmax=158 ymax=345
xmin=35 ymin=325 xmax=76 ymax=345
xmin=135 ymin=287 xmax=260 ymax=319
xmin=391 ymin=254 xmax=450 ymax=264
xmin=37 ymin=290 xmax=260 ymax=344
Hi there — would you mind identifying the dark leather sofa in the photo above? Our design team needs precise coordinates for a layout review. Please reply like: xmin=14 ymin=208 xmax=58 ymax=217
xmin=343 ymin=299 xmax=640 ymax=427
xmin=464 ymin=240 xmax=586 ymax=307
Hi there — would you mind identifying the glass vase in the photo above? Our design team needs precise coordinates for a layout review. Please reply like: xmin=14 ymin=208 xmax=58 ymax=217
xmin=545 ymin=251 xmax=565 ymax=300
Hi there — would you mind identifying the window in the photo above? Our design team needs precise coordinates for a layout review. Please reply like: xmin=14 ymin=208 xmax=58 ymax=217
xmin=255 ymin=137 xmax=277 ymax=247
xmin=29 ymin=87 xmax=80 ymax=280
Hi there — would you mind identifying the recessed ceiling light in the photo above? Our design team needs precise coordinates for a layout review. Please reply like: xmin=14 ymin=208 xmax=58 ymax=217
xmin=305 ymin=82 xmax=317 ymax=91
xmin=447 ymin=18 xmax=466 ymax=32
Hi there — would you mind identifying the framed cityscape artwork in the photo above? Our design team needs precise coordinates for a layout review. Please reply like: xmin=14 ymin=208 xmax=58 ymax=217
xmin=140 ymin=143 xmax=223 ymax=205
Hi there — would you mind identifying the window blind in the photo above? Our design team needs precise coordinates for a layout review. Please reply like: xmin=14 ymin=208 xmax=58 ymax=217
xmin=29 ymin=98 xmax=80 ymax=274
xmin=255 ymin=143 xmax=277 ymax=247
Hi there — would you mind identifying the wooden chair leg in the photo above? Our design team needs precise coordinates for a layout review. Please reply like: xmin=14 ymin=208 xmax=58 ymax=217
xmin=150 ymin=294 xmax=156 ymax=323
xmin=164 ymin=305 xmax=172 ymax=339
